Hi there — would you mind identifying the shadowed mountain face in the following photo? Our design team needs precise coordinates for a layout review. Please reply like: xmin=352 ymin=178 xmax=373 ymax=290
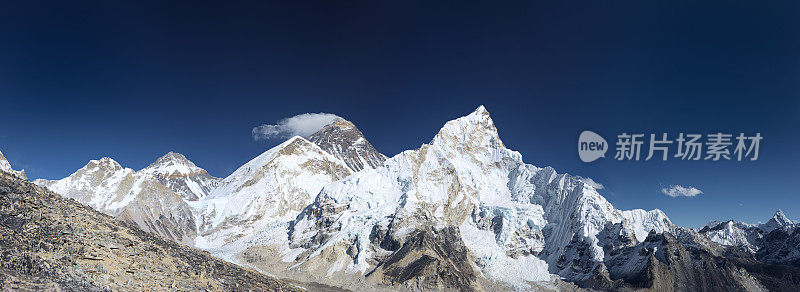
xmin=588 ymin=229 xmax=775 ymax=291
xmin=0 ymin=171 xmax=300 ymax=291
xmin=307 ymin=117 xmax=387 ymax=172
xmin=365 ymin=227 xmax=480 ymax=291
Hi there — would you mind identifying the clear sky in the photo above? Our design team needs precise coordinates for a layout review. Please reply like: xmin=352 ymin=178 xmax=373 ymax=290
xmin=1 ymin=1 xmax=798 ymax=228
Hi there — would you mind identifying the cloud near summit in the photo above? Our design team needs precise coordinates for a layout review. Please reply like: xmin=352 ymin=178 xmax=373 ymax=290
xmin=252 ymin=113 xmax=339 ymax=141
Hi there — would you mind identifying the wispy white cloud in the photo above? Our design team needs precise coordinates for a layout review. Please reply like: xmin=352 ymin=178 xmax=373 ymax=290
xmin=577 ymin=176 xmax=605 ymax=190
xmin=661 ymin=184 xmax=703 ymax=198
xmin=252 ymin=113 xmax=339 ymax=141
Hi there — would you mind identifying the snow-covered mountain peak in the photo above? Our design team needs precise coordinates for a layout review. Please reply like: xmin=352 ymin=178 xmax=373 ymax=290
xmin=34 ymin=156 xmax=136 ymax=216
xmin=153 ymin=151 xmax=191 ymax=165
xmin=35 ymin=152 xmax=220 ymax=243
xmin=431 ymin=105 xmax=504 ymax=150
xmin=138 ymin=151 xmax=220 ymax=202
xmin=83 ymin=157 xmax=126 ymax=173
xmin=698 ymin=219 xmax=758 ymax=251
xmin=437 ymin=105 xmax=495 ymax=134
xmin=307 ymin=116 xmax=387 ymax=171
xmin=327 ymin=117 xmax=355 ymax=129
xmin=207 ymin=135 xmax=351 ymax=203
xmin=762 ymin=209 xmax=794 ymax=233
xmin=142 ymin=151 xmax=206 ymax=177
xmin=427 ymin=105 xmax=518 ymax=172
xmin=0 ymin=149 xmax=26 ymax=180
xmin=466 ymin=104 xmax=491 ymax=123
xmin=772 ymin=209 xmax=792 ymax=225
xmin=229 ymin=136 xmax=319 ymax=175
xmin=698 ymin=210 xmax=800 ymax=269
xmin=0 ymin=150 xmax=15 ymax=173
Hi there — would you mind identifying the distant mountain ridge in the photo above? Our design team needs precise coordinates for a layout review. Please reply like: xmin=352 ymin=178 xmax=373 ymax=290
xmin=700 ymin=210 xmax=800 ymax=266
xmin=4 ymin=106 xmax=799 ymax=291
xmin=140 ymin=151 xmax=221 ymax=201
xmin=33 ymin=153 xmax=221 ymax=245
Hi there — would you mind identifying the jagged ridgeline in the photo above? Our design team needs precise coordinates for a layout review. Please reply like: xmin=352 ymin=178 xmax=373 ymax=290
xmin=0 ymin=171 xmax=299 ymax=291
xmin=8 ymin=106 xmax=800 ymax=291
xmin=34 ymin=153 xmax=221 ymax=246
xmin=0 ymin=149 xmax=26 ymax=180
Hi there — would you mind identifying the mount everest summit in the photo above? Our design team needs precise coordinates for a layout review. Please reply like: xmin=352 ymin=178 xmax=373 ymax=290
xmin=308 ymin=116 xmax=387 ymax=172
xmin=0 ymin=107 xmax=796 ymax=291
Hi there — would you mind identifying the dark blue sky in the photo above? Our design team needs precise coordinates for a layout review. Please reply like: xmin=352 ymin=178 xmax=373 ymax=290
xmin=1 ymin=1 xmax=798 ymax=227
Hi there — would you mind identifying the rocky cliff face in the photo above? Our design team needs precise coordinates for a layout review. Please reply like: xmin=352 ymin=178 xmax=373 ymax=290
xmin=364 ymin=226 xmax=480 ymax=291
xmin=307 ymin=117 xmax=387 ymax=172
xmin=587 ymin=228 xmax=769 ymax=291
xmin=0 ymin=171 xmax=299 ymax=291
xmin=756 ymin=224 xmax=800 ymax=267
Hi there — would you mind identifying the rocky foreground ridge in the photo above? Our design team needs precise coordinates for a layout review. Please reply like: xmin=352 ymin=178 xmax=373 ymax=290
xmin=0 ymin=171 xmax=299 ymax=291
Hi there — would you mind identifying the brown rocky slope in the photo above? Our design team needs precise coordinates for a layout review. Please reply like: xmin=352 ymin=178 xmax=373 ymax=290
xmin=0 ymin=171 xmax=300 ymax=291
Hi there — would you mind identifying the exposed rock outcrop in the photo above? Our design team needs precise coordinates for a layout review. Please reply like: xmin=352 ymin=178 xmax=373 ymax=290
xmin=0 ymin=171 xmax=299 ymax=291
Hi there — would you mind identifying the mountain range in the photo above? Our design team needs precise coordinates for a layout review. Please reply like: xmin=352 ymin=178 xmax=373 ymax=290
xmin=0 ymin=171 xmax=299 ymax=291
xmin=700 ymin=210 xmax=800 ymax=267
xmin=33 ymin=153 xmax=219 ymax=245
xmin=3 ymin=108 xmax=799 ymax=291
